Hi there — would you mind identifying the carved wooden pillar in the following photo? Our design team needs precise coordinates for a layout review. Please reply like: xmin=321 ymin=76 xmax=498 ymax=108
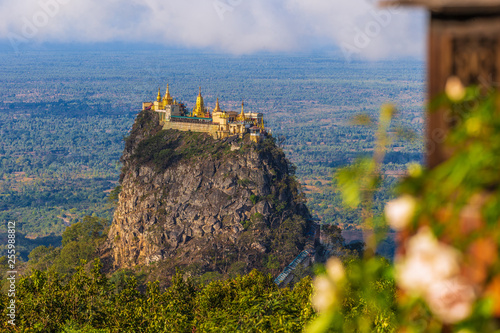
xmin=382 ymin=0 xmax=500 ymax=167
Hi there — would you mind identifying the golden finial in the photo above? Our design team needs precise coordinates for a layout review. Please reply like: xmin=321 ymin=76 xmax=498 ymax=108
xmin=236 ymin=99 xmax=246 ymax=122
xmin=214 ymin=97 xmax=221 ymax=112
xmin=193 ymin=87 xmax=205 ymax=117
xmin=157 ymin=87 xmax=161 ymax=102
xmin=164 ymin=83 xmax=173 ymax=105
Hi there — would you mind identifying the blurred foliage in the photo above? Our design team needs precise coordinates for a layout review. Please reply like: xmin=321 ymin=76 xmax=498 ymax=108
xmin=309 ymin=86 xmax=500 ymax=332
xmin=308 ymin=257 xmax=396 ymax=333
xmin=335 ymin=105 xmax=395 ymax=253
xmin=394 ymin=86 xmax=500 ymax=331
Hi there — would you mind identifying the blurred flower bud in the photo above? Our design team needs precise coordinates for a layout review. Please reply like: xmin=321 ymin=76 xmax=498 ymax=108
xmin=385 ymin=195 xmax=417 ymax=231
xmin=326 ymin=258 xmax=345 ymax=283
xmin=465 ymin=117 xmax=482 ymax=136
xmin=459 ymin=193 xmax=487 ymax=235
xmin=312 ymin=276 xmax=336 ymax=312
xmin=407 ymin=163 xmax=423 ymax=178
xmin=485 ymin=276 xmax=500 ymax=316
xmin=445 ymin=76 xmax=466 ymax=102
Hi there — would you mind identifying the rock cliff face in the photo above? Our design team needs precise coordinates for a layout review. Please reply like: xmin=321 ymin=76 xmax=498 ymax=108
xmin=101 ymin=110 xmax=313 ymax=277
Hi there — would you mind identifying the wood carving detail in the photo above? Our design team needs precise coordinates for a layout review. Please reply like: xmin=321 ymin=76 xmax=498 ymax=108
xmin=452 ymin=36 xmax=498 ymax=87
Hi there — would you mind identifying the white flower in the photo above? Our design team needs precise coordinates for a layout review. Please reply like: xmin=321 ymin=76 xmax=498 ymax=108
xmin=445 ymin=76 xmax=466 ymax=102
xmin=326 ymin=257 xmax=345 ymax=283
xmin=396 ymin=228 xmax=475 ymax=323
xmin=312 ymin=276 xmax=336 ymax=312
xmin=396 ymin=227 xmax=461 ymax=296
xmin=385 ymin=195 xmax=417 ymax=231
xmin=425 ymin=278 xmax=476 ymax=324
xmin=312 ymin=258 xmax=345 ymax=312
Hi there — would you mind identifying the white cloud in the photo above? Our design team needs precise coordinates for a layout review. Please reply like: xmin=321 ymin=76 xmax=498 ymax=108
xmin=0 ymin=0 xmax=426 ymax=59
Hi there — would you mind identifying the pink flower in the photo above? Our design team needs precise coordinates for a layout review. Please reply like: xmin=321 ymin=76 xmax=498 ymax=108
xmin=396 ymin=228 xmax=476 ymax=323
xmin=425 ymin=278 xmax=476 ymax=324
xmin=396 ymin=228 xmax=460 ymax=295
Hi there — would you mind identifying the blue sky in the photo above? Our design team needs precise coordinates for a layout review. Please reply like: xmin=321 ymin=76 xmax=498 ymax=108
xmin=0 ymin=0 xmax=427 ymax=59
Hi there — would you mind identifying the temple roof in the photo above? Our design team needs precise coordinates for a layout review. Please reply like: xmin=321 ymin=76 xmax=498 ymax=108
xmin=381 ymin=0 xmax=500 ymax=13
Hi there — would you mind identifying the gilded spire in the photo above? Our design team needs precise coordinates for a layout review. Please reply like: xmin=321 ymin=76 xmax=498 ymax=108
xmin=237 ymin=99 xmax=246 ymax=121
xmin=164 ymin=83 xmax=174 ymax=105
xmin=193 ymin=87 xmax=205 ymax=117
xmin=214 ymin=97 xmax=221 ymax=113
xmin=157 ymin=87 xmax=161 ymax=102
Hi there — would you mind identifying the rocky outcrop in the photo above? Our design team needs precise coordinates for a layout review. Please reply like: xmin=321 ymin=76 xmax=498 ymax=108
xmin=101 ymin=110 xmax=312 ymax=277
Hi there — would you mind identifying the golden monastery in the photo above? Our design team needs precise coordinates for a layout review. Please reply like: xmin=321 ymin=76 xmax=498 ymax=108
xmin=142 ymin=85 xmax=268 ymax=142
